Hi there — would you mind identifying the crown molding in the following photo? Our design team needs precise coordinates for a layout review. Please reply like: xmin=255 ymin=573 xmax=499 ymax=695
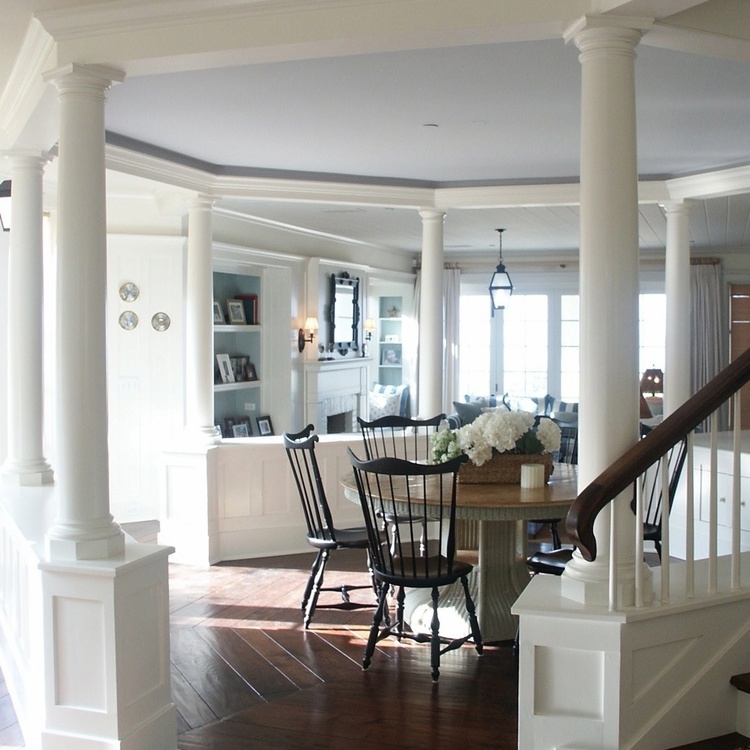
xmin=667 ymin=164 xmax=750 ymax=201
xmin=0 ymin=19 xmax=56 ymax=147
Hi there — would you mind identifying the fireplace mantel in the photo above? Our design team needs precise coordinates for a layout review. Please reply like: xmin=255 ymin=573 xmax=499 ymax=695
xmin=303 ymin=358 xmax=372 ymax=433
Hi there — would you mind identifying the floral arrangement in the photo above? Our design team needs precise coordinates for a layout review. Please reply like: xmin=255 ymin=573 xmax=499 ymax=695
xmin=432 ymin=409 xmax=561 ymax=467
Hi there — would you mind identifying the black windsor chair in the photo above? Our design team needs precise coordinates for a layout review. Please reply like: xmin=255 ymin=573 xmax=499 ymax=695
xmin=283 ymin=425 xmax=375 ymax=628
xmin=357 ymin=413 xmax=446 ymax=462
xmin=347 ymin=449 xmax=483 ymax=682
xmin=358 ymin=413 xmax=446 ymax=554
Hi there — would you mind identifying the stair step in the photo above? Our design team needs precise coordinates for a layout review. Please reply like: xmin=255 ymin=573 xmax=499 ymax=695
xmin=732 ymin=674 xmax=750 ymax=695
xmin=668 ymin=732 xmax=750 ymax=749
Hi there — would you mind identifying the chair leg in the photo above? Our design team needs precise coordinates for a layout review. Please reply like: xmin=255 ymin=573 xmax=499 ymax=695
xmin=430 ymin=587 xmax=441 ymax=682
xmin=304 ymin=548 xmax=329 ymax=629
xmin=460 ymin=574 xmax=483 ymax=654
xmin=550 ymin=520 xmax=561 ymax=550
xmin=363 ymin=583 xmax=389 ymax=671
xmin=395 ymin=586 xmax=406 ymax=639
xmin=302 ymin=549 xmax=324 ymax=614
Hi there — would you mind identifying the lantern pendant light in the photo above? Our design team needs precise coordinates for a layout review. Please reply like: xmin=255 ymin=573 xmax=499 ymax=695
xmin=489 ymin=228 xmax=513 ymax=309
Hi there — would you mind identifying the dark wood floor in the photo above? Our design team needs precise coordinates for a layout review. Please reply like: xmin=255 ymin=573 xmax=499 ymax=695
xmin=171 ymin=548 xmax=518 ymax=749
xmin=1 ymin=528 xmax=748 ymax=749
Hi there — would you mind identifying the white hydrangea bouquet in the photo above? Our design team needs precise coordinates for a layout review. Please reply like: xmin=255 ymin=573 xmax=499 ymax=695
xmin=432 ymin=409 xmax=561 ymax=467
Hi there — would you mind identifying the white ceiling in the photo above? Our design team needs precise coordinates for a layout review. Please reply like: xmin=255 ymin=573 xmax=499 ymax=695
xmin=4 ymin=1 xmax=750 ymax=260
xmin=102 ymin=37 xmax=750 ymax=258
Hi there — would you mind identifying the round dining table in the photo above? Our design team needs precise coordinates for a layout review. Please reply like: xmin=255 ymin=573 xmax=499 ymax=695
xmin=341 ymin=462 xmax=578 ymax=643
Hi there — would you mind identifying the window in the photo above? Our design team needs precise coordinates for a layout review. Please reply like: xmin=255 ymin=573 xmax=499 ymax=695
xmin=560 ymin=295 xmax=580 ymax=401
xmin=502 ymin=295 xmax=548 ymax=397
xmin=639 ymin=293 xmax=666 ymax=377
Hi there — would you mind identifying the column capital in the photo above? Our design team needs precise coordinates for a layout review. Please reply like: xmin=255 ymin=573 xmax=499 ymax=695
xmin=660 ymin=198 xmax=696 ymax=215
xmin=190 ymin=193 xmax=216 ymax=212
xmin=564 ymin=14 xmax=652 ymax=54
xmin=1 ymin=149 xmax=50 ymax=170
xmin=43 ymin=62 xmax=125 ymax=96
xmin=418 ymin=207 xmax=445 ymax=223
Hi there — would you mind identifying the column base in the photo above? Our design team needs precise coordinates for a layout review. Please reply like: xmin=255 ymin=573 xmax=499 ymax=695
xmin=1 ymin=460 xmax=54 ymax=486
xmin=39 ymin=542 xmax=176 ymax=750
xmin=46 ymin=525 xmax=125 ymax=561
xmin=560 ymin=554 xmax=653 ymax=607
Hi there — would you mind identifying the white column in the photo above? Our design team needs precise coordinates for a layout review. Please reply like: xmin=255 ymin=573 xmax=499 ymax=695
xmin=561 ymin=16 xmax=651 ymax=605
xmin=184 ymin=195 xmax=220 ymax=442
xmin=417 ymin=208 xmax=445 ymax=417
xmin=663 ymin=201 xmax=692 ymax=416
xmin=44 ymin=64 xmax=125 ymax=560
xmin=1 ymin=152 xmax=53 ymax=485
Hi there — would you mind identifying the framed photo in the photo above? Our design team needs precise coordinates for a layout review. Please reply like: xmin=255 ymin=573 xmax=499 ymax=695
xmin=256 ymin=415 xmax=274 ymax=436
xmin=231 ymin=356 xmax=248 ymax=382
xmin=232 ymin=422 xmax=249 ymax=438
xmin=238 ymin=416 xmax=253 ymax=436
xmin=381 ymin=348 xmax=401 ymax=366
xmin=224 ymin=417 xmax=236 ymax=436
xmin=213 ymin=300 xmax=225 ymax=324
xmin=245 ymin=362 xmax=258 ymax=381
xmin=226 ymin=298 xmax=246 ymax=324
xmin=216 ymin=353 xmax=235 ymax=383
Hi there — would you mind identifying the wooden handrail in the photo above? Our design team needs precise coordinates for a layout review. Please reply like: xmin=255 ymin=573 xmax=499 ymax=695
xmin=566 ymin=346 xmax=750 ymax=561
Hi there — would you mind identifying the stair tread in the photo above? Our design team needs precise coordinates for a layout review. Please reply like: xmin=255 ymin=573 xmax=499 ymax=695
xmin=731 ymin=673 xmax=750 ymax=694
xmin=668 ymin=732 xmax=750 ymax=749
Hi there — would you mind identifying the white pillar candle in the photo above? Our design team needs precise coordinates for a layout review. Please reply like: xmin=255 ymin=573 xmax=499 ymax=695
xmin=521 ymin=463 xmax=545 ymax=489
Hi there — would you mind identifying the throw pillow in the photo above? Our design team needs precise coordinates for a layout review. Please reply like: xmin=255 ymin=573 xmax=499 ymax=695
xmin=452 ymin=400 xmax=483 ymax=426
xmin=368 ymin=391 xmax=402 ymax=420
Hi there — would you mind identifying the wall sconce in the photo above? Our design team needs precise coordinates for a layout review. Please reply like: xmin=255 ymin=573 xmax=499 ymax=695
xmin=489 ymin=227 xmax=513 ymax=309
xmin=298 ymin=317 xmax=319 ymax=352
xmin=640 ymin=368 xmax=664 ymax=397
xmin=0 ymin=181 xmax=11 ymax=233
xmin=364 ymin=318 xmax=376 ymax=341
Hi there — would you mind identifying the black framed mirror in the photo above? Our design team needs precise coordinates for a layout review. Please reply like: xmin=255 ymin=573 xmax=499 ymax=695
xmin=328 ymin=273 xmax=360 ymax=355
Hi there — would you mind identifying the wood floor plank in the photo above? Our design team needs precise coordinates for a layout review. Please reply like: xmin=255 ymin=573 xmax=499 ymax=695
xmin=170 ymin=664 xmax=218 ymax=731
xmin=195 ymin=626 xmax=299 ymax=701
xmin=231 ymin=628 xmax=323 ymax=691
xmin=170 ymin=626 xmax=266 ymax=719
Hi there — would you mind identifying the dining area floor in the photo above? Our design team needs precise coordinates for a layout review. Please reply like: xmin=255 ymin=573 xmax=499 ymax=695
xmin=2 ymin=527 xmax=744 ymax=749
xmin=170 ymin=547 xmax=520 ymax=749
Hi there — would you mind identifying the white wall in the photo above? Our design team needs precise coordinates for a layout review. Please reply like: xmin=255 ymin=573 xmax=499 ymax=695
xmin=0 ymin=230 xmax=8 ymax=467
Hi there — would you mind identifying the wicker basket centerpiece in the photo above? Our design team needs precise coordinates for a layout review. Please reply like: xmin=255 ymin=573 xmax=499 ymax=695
xmin=457 ymin=451 xmax=553 ymax=484
xmin=431 ymin=408 xmax=561 ymax=485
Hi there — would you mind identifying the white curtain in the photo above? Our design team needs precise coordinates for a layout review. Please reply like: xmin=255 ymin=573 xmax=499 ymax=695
xmin=690 ymin=260 xmax=722 ymax=393
xmin=412 ymin=266 xmax=461 ymax=416
xmin=443 ymin=267 xmax=461 ymax=412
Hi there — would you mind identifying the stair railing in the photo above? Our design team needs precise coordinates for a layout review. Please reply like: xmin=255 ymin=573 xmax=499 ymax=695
xmin=566 ymin=345 xmax=750 ymax=607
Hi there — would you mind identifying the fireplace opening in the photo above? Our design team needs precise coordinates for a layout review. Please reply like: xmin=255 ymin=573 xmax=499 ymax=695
xmin=326 ymin=412 xmax=353 ymax=434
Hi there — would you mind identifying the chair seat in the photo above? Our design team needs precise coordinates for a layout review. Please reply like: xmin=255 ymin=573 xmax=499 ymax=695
xmin=526 ymin=548 xmax=574 ymax=575
xmin=374 ymin=556 xmax=474 ymax=589
xmin=308 ymin=526 xmax=370 ymax=549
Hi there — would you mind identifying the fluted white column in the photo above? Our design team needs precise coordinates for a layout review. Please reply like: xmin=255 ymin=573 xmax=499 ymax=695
xmin=44 ymin=64 xmax=125 ymax=560
xmin=561 ymin=16 xmax=651 ymax=605
xmin=1 ymin=152 xmax=53 ymax=485
xmin=185 ymin=195 xmax=220 ymax=442
xmin=418 ymin=208 xmax=445 ymax=417
xmin=663 ymin=201 xmax=692 ymax=416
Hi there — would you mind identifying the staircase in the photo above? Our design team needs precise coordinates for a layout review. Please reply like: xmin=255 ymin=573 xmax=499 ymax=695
xmin=515 ymin=348 xmax=750 ymax=749
xmin=668 ymin=673 xmax=750 ymax=747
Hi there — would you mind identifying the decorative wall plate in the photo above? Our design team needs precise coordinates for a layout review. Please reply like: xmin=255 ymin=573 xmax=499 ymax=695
xmin=118 ymin=282 xmax=139 ymax=302
xmin=151 ymin=312 xmax=170 ymax=332
xmin=119 ymin=311 xmax=138 ymax=330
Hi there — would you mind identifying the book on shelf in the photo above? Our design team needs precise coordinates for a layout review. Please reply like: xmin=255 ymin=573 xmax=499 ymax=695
xmin=235 ymin=294 xmax=258 ymax=325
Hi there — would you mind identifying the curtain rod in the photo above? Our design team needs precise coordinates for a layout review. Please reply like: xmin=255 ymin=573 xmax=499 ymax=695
xmin=690 ymin=257 xmax=721 ymax=265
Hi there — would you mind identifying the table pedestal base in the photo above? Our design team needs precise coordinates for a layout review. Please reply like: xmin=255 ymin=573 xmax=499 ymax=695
xmin=402 ymin=519 xmax=532 ymax=643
